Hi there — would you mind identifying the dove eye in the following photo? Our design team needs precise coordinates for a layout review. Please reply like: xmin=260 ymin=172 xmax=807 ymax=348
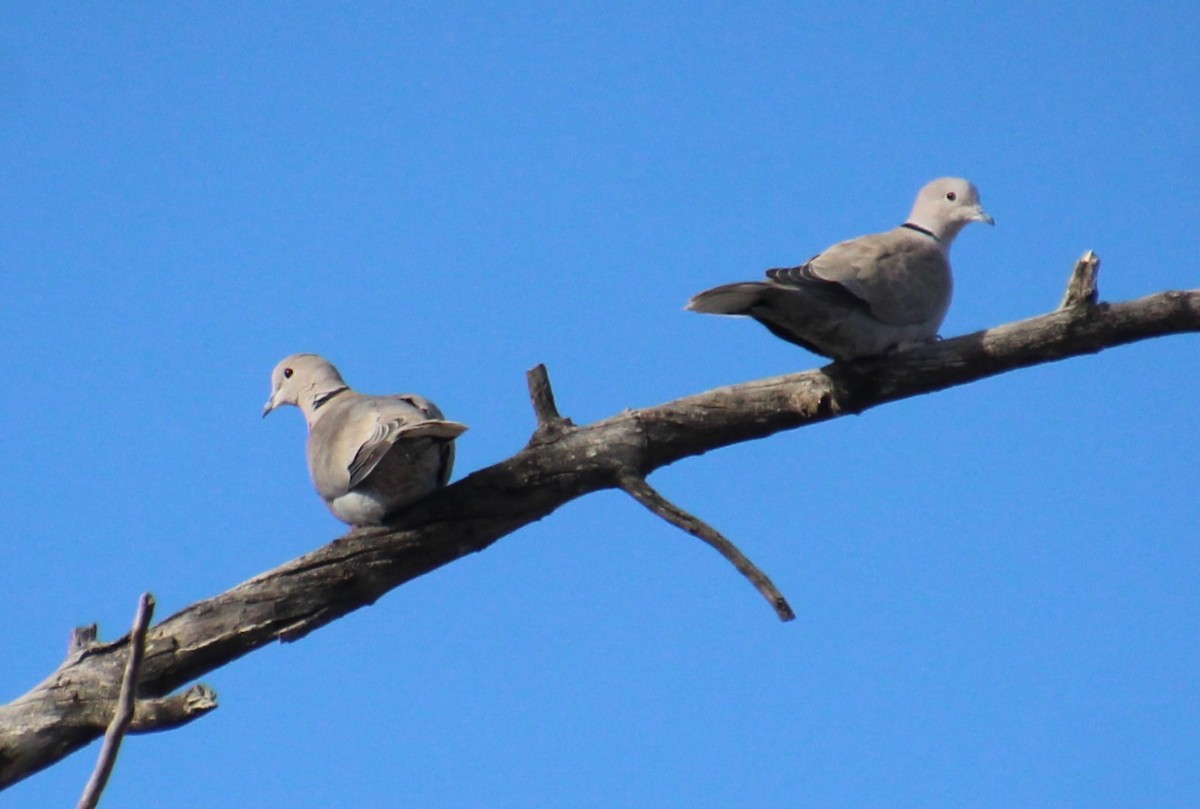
xmin=945 ymin=191 xmax=957 ymax=202
xmin=283 ymin=368 xmax=294 ymax=379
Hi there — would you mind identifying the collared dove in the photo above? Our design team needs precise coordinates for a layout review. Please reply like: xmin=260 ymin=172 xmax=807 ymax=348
xmin=263 ymin=353 xmax=468 ymax=526
xmin=686 ymin=177 xmax=993 ymax=361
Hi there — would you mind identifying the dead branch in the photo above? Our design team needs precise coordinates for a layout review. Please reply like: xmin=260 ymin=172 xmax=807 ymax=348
xmin=78 ymin=594 xmax=155 ymax=809
xmin=3 ymin=254 xmax=1198 ymax=789
xmin=617 ymin=472 xmax=795 ymax=621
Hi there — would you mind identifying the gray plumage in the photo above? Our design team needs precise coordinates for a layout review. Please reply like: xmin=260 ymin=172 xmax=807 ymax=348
xmin=263 ymin=353 xmax=468 ymax=526
xmin=687 ymin=177 xmax=993 ymax=361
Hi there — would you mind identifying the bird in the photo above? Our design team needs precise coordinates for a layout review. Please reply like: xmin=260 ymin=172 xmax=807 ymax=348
xmin=686 ymin=177 xmax=993 ymax=362
xmin=263 ymin=353 xmax=468 ymax=526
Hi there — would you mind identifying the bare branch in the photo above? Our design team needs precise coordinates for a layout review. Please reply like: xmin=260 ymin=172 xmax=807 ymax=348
xmin=618 ymin=472 xmax=795 ymax=622
xmin=78 ymin=593 xmax=155 ymax=809
xmin=4 ymin=273 xmax=1200 ymax=789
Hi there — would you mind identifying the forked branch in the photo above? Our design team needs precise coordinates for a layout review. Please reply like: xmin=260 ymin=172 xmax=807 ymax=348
xmin=525 ymin=363 xmax=792 ymax=618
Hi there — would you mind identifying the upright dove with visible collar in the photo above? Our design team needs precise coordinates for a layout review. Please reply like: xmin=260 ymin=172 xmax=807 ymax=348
xmin=263 ymin=353 xmax=468 ymax=526
xmin=686 ymin=177 xmax=993 ymax=361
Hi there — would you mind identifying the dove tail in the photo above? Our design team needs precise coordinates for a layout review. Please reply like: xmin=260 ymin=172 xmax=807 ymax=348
xmin=685 ymin=282 xmax=767 ymax=315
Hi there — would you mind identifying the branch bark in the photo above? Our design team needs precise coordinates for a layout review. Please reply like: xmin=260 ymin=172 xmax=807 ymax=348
xmin=3 ymin=260 xmax=1198 ymax=790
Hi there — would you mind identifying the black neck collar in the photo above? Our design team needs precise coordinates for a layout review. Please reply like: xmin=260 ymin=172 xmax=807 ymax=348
xmin=901 ymin=222 xmax=940 ymax=242
xmin=312 ymin=386 xmax=350 ymax=411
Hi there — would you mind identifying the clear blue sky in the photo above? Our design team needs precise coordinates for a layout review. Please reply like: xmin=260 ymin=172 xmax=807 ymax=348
xmin=3 ymin=4 xmax=1198 ymax=807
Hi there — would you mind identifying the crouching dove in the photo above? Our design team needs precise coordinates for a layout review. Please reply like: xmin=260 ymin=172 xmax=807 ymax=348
xmin=686 ymin=177 xmax=993 ymax=361
xmin=263 ymin=353 xmax=468 ymax=526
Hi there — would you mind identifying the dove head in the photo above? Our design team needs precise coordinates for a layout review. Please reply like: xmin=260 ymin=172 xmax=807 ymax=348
xmin=263 ymin=353 xmax=350 ymax=424
xmin=907 ymin=177 xmax=994 ymax=246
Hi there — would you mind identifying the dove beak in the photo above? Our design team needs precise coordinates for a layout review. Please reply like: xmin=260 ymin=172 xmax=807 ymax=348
xmin=262 ymin=393 xmax=279 ymax=418
xmin=974 ymin=205 xmax=995 ymax=226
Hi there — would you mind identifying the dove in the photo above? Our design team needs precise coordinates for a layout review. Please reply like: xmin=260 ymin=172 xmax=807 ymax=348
xmin=686 ymin=177 xmax=993 ymax=361
xmin=263 ymin=353 xmax=468 ymax=526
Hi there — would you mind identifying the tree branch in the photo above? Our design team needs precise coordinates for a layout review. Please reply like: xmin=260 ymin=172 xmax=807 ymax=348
xmin=78 ymin=594 xmax=155 ymax=809
xmin=617 ymin=472 xmax=795 ymax=622
xmin=3 ymin=257 xmax=1199 ymax=790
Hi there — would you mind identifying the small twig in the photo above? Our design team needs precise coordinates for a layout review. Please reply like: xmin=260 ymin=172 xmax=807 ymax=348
xmin=69 ymin=624 xmax=99 ymax=651
xmin=65 ymin=624 xmax=124 ymax=664
xmin=1060 ymin=250 xmax=1101 ymax=309
xmin=618 ymin=473 xmax=795 ymax=622
xmin=526 ymin=363 xmax=574 ymax=441
xmin=78 ymin=593 xmax=155 ymax=809
xmin=67 ymin=625 xmax=100 ymax=658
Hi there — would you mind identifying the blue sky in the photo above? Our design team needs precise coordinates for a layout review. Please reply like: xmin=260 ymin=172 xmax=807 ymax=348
xmin=2 ymin=3 xmax=1198 ymax=807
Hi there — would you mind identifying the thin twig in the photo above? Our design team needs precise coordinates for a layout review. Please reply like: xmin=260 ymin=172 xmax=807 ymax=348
xmin=1059 ymin=250 xmax=1101 ymax=309
xmin=618 ymin=473 xmax=795 ymax=622
xmin=78 ymin=593 xmax=156 ymax=809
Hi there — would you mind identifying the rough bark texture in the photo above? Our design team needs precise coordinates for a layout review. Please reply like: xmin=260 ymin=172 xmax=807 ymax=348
xmin=2 ymin=283 xmax=1197 ymax=790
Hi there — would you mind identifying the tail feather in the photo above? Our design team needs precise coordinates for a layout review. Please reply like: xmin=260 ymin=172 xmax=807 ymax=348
xmin=685 ymin=282 xmax=768 ymax=315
